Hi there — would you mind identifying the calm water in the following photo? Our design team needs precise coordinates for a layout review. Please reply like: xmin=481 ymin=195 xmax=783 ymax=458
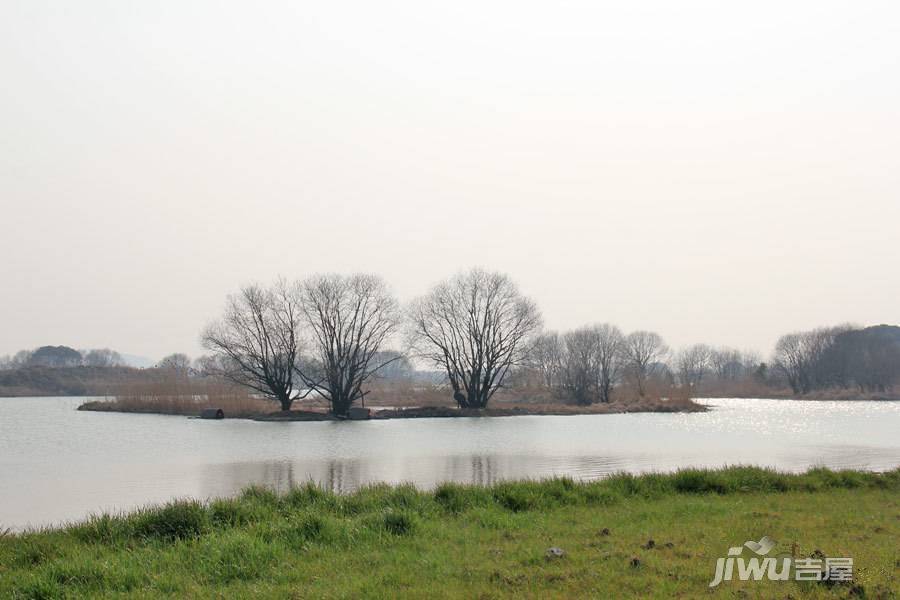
xmin=1 ymin=397 xmax=898 ymax=531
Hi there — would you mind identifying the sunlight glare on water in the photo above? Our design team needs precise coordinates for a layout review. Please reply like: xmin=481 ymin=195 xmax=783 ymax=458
xmin=0 ymin=397 xmax=897 ymax=530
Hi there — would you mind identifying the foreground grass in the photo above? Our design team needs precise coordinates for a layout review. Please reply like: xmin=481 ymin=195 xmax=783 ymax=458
xmin=1 ymin=468 xmax=898 ymax=599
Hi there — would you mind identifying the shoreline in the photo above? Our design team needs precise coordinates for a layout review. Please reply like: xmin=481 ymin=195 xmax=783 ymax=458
xmin=78 ymin=399 xmax=709 ymax=421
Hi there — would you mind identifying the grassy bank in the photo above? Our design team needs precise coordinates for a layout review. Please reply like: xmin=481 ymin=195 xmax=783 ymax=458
xmin=1 ymin=468 xmax=897 ymax=598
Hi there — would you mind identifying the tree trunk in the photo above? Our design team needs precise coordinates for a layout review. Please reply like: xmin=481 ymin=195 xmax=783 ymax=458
xmin=331 ymin=393 xmax=353 ymax=417
xmin=636 ymin=366 xmax=650 ymax=397
xmin=278 ymin=394 xmax=293 ymax=412
xmin=453 ymin=379 xmax=491 ymax=409
xmin=599 ymin=379 xmax=611 ymax=403
xmin=470 ymin=388 xmax=489 ymax=409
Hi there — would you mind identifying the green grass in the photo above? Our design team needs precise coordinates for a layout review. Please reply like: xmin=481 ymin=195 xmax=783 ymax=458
xmin=1 ymin=467 xmax=898 ymax=598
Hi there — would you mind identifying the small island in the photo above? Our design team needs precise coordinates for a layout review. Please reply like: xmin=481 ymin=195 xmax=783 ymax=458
xmin=78 ymin=394 xmax=707 ymax=421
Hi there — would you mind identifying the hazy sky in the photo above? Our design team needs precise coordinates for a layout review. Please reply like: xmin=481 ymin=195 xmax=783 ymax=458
xmin=1 ymin=1 xmax=898 ymax=361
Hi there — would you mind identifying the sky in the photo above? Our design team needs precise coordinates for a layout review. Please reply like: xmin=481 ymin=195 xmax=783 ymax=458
xmin=1 ymin=0 xmax=898 ymax=362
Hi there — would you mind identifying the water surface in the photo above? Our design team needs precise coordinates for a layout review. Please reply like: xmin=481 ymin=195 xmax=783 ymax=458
xmin=1 ymin=397 xmax=897 ymax=531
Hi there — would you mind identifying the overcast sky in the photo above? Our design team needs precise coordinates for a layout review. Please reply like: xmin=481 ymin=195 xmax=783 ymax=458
xmin=1 ymin=0 xmax=898 ymax=361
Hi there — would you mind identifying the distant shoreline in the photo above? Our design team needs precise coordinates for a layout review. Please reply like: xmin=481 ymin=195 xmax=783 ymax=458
xmin=694 ymin=392 xmax=900 ymax=402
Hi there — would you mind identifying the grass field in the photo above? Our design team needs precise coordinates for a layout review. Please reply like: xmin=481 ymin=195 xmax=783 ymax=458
xmin=1 ymin=467 xmax=897 ymax=598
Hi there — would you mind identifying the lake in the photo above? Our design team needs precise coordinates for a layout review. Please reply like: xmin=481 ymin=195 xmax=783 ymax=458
xmin=1 ymin=396 xmax=898 ymax=531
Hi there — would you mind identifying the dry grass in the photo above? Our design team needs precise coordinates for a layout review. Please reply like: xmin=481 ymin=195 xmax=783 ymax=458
xmin=362 ymin=380 xmax=454 ymax=408
xmin=493 ymin=378 xmax=697 ymax=407
xmin=79 ymin=375 xmax=275 ymax=418
xmin=365 ymin=379 xmax=704 ymax=413
xmin=78 ymin=375 xmax=705 ymax=419
xmin=609 ymin=378 xmax=690 ymax=403
xmin=694 ymin=378 xmax=789 ymax=399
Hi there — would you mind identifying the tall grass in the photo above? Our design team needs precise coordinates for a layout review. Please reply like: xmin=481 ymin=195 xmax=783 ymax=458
xmin=362 ymin=380 xmax=453 ymax=407
xmin=351 ymin=376 xmax=702 ymax=410
xmin=79 ymin=369 xmax=706 ymax=418
xmin=79 ymin=374 xmax=273 ymax=417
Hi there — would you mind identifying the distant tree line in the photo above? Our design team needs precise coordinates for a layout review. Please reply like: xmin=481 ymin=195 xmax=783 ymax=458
xmin=526 ymin=323 xmax=900 ymax=402
xmin=0 ymin=346 xmax=210 ymax=374
xmin=4 ymin=270 xmax=897 ymax=410
xmin=671 ymin=345 xmax=764 ymax=390
xmin=0 ymin=346 xmax=126 ymax=369
xmin=527 ymin=327 xmax=672 ymax=405
xmin=773 ymin=325 xmax=900 ymax=394
xmin=200 ymin=268 xmax=784 ymax=414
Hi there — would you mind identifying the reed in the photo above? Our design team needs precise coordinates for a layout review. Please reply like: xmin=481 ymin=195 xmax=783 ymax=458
xmin=79 ymin=374 xmax=274 ymax=417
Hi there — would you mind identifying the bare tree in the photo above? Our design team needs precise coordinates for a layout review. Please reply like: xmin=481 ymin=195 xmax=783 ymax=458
xmin=192 ymin=354 xmax=222 ymax=377
xmin=202 ymin=281 xmax=307 ymax=411
xmin=529 ymin=331 xmax=563 ymax=389
xmin=773 ymin=333 xmax=806 ymax=393
xmin=158 ymin=353 xmax=192 ymax=373
xmin=553 ymin=324 xmax=624 ymax=404
xmin=708 ymin=347 xmax=745 ymax=381
xmin=370 ymin=350 xmax=414 ymax=381
xmin=560 ymin=327 xmax=600 ymax=404
xmin=594 ymin=323 xmax=625 ymax=403
xmin=294 ymin=274 xmax=401 ymax=416
xmin=82 ymin=348 xmax=124 ymax=368
xmin=622 ymin=330 xmax=669 ymax=396
xmin=806 ymin=325 xmax=854 ymax=388
xmin=740 ymin=349 xmax=763 ymax=374
xmin=11 ymin=349 xmax=32 ymax=368
xmin=557 ymin=324 xmax=624 ymax=404
xmin=773 ymin=325 xmax=855 ymax=394
xmin=675 ymin=344 xmax=712 ymax=388
xmin=408 ymin=269 xmax=542 ymax=409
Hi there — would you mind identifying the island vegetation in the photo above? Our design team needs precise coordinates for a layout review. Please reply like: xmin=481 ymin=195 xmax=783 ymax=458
xmin=3 ymin=270 xmax=899 ymax=416
xmin=1 ymin=467 xmax=896 ymax=598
